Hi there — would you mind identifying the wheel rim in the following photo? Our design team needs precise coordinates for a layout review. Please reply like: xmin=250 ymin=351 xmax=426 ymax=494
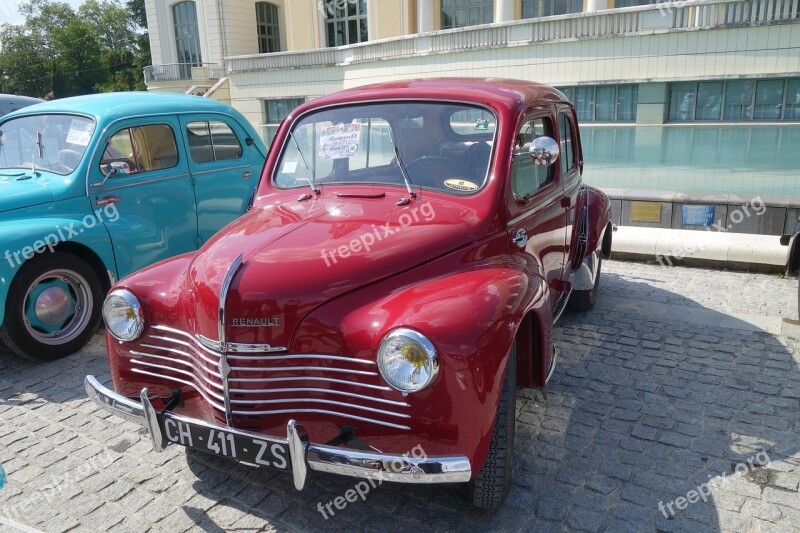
xmin=22 ymin=269 xmax=93 ymax=346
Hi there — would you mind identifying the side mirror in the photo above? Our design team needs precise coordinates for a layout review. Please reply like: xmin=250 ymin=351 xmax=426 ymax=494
xmin=529 ymin=136 xmax=560 ymax=167
xmin=92 ymin=161 xmax=131 ymax=188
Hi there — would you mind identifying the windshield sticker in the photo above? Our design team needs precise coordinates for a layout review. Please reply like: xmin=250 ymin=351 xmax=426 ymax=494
xmin=475 ymin=119 xmax=491 ymax=131
xmin=318 ymin=123 xmax=361 ymax=160
xmin=282 ymin=161 xmax=298 ymax=174
xmin=444 ymin=179 xmax=479 ymax=192
xmin=65 ymin=120 xmax=93 ymax=146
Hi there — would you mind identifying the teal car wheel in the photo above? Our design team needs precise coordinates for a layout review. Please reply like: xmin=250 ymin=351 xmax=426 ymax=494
xmin=1 ymin=252 xmax=103 ymax=362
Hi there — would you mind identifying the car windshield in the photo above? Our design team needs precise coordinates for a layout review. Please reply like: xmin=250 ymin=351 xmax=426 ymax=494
xmin=273 ymin=102 xmax=497 ymax=195
xmin=0 ymin=114 xmax=95 ymax=175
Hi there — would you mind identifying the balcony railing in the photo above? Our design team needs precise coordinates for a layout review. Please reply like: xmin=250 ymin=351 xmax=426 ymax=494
xmin=226 ymin=0 xmax=799 ymax=74
xmin=143 ymin=63 xmax=224 ymax=83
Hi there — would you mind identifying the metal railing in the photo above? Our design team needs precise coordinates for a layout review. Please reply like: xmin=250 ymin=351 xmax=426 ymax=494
xmin=143 ymin=62 xmax=224 ymax=83
xmin=226 ymin=0 xmax=799 ymax=74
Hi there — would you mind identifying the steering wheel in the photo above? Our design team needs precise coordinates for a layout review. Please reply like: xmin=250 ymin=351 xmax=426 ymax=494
xmin=57 ymin=149 xmax=83 ymax=171
xmin=405 ymin=156 xmax=469 ymax=187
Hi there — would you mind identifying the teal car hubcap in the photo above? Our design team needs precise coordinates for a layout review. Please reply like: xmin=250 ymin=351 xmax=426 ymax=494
xmin=23 ymin=270 xmax=93 ymax=345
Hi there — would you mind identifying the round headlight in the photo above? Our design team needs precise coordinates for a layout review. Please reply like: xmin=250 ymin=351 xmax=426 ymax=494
xmin=103 ymin=289 xmax=145 ymax=342
xmin=377 ymin=328 xmax=439 ymax=393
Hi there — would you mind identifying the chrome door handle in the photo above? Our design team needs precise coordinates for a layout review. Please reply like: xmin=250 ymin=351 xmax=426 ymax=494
xmin=242 ymin=171 xmax=253 ymax=179
xmin=512 ymin=228 xmax=528 ymax=248
xmin=95 ymin=195 xmax=120 ymax=207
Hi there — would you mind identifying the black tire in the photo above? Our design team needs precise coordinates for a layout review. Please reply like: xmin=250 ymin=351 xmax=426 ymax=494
xmin=568 ymin=255 xmax=602 ymax=313
xmin=468 ymin=342 xmax=517 ymax=509
xmin=0 ymin=252 xmax=103 ymax=362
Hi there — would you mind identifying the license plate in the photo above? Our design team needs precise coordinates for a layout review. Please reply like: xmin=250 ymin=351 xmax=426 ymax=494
xmin=157 ymin=415 xmax=290 ymax=470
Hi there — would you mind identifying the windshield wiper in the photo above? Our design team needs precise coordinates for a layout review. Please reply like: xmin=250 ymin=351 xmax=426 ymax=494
xmin=386 ymin=125 xmax=416 ymax=199
xmin=288 ymin=130 xmax=319 ymax=195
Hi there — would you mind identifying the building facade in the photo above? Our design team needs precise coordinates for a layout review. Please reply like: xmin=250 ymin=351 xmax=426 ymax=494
xmin=144 ymin=0 xmax=799 ymax=136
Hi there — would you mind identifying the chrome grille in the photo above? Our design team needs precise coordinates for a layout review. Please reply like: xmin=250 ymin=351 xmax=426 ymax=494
xmin=130 ymin=325 xmax=411 ymax=430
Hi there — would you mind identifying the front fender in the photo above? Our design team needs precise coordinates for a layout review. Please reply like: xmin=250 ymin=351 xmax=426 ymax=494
xmin=585 ymin=185 xmax=612 ymax=259
xmin=292 ymin=244 xmax=544 ymax=473
xmin=0 ymin=217 xmax=116 ymax=325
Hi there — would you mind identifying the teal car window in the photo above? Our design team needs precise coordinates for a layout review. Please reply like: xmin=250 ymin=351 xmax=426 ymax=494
xmin=100 ymin=124 xmax=179 ymax=174
xmin=0 ymin=113 xmax=95 ymax=175
xmin=187 ymin=121 xmax=243 ymax=163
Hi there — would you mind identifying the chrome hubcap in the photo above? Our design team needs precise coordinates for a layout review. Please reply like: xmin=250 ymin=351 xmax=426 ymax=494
xmin=23 ymin=270 xmax=92 ymax=345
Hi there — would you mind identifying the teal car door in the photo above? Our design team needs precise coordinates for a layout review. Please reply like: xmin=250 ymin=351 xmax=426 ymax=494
xmin=179 ymin=115 xmax=264 ymax=244
xmin=89 ymin=116 xmax=198 ymax=278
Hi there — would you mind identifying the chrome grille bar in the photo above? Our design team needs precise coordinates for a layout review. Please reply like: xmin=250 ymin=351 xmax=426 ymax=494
xmin=228 ymin=375 xmax=392 ymax=392
xmin=227 ymin=387 xmax=409 ymax=407
xmin=131 ymin=368 xmax=226 ymax=412
xmin=230 ymin=408 xmax=411 ymax=431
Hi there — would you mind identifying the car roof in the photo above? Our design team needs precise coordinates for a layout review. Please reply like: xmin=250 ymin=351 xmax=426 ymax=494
xmin=305 ymin=77 xmax=570 ymax=114
xmin=1 ymin=92 xmax=238 ymax=124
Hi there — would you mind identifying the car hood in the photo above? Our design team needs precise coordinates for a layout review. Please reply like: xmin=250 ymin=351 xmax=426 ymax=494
xmin=184 ymin=190 xmax=486 ymax=347
xmin=0 ymin=172 xmax=55 ymax=213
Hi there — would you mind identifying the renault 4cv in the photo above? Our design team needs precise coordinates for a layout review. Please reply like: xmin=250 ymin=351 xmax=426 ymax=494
xmin=86 ymin=78 xmax=612 ymax=509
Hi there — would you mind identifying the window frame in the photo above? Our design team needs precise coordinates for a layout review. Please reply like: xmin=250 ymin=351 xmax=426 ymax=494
xmin=510 ymin=113 xmax=557 ymax=204
xmin=186 ymin=120 xmax=244 ymax=164
xmin=256 ymin=2 xmax=281 ymax=54
xmin=324 ymin=0 xmax=368 ymax=47
xmin=263 ymin=97 xmax=306 ymax=145
xmin=100 ymin=123 xmax=180 ymax=175
xmin=560 ymin=85 xmax=639 ymax=122
xmin=441 ymin=0 xmax=494 ymax=30
xmin=667 ymin=79 xmax=799 ymax=122
xmin=558 ymin=110 xmax=579 ymax=180
xmin=522 ymin=0 xmax=583 ymax=19
xmin=172 ymin=1 xmax=202 ymax=71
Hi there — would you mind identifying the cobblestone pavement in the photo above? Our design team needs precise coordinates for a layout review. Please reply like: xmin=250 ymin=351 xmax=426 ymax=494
xmin=0 ymin=260 xmax=799 ymax=533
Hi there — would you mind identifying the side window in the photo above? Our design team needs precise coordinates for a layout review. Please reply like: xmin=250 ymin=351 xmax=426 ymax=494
xmin=511 ymin=116 xmax=554 ymax=201
xmin=559 ymin=113 xmax=576 ymax=176
xmin=187 ymin=121 xmax=243 ymax=164
xmin=99 ymin=124 xmax=179 ymax=174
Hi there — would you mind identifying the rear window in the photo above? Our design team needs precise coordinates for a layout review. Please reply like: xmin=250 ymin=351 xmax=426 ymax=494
xmin=449 ymin=108 xmax=497 ymax=136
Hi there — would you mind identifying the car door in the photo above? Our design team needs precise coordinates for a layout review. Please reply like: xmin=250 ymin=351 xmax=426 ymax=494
xmin=507 ymin=110 xmax=569 ymax=316
xmin=178 ymin=115 xmax=262 ymax=244
xmin=89 ymin=116 xmax=198 ymax=278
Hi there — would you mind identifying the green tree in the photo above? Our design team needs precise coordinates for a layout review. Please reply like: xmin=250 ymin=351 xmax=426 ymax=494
xmin=52 ymin=19 xmax=109 ymax=96
xmin=0 ymin=0 xmax=150 ymax=97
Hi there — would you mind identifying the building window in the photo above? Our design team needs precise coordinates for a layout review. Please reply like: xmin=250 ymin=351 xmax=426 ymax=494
xmin=264 ymin=97 xmax=305 ymax=144
xmin=668 ymin=79 xmax=800 ymax=121
xmin=615 ymin=0 xmax=656 ymax=7
xmin=522 ymin=0 xmax=582 ymax=18
xmin=256 ymin=2 xmax=281 ymax=54
xmin=324 ymin=0 xmax=368 ymax=47
xmin=173 ymin=1 xmax=202 ymax=71
xmin=561 ymin=85 xmax=639 ymax=122
xmin=441 ymin=0 xmax=493 ymax=29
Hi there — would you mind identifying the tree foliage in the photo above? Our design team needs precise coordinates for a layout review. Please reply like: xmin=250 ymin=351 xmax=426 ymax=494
xmin=0 ymin=0 xmax=150 ymax=98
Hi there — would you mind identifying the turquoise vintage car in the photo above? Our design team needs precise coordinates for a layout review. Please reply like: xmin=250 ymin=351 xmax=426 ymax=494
xmin=0 ymin=93 xmax=267 ymax=361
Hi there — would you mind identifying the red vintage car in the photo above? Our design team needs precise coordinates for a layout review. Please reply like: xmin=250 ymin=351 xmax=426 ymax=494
xmin=86 ymin=78 xmax=612 ymax=509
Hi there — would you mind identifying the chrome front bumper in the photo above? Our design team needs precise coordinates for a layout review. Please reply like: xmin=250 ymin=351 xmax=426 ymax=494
xmin=85 ymin=375 xmax=471 ymax=488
